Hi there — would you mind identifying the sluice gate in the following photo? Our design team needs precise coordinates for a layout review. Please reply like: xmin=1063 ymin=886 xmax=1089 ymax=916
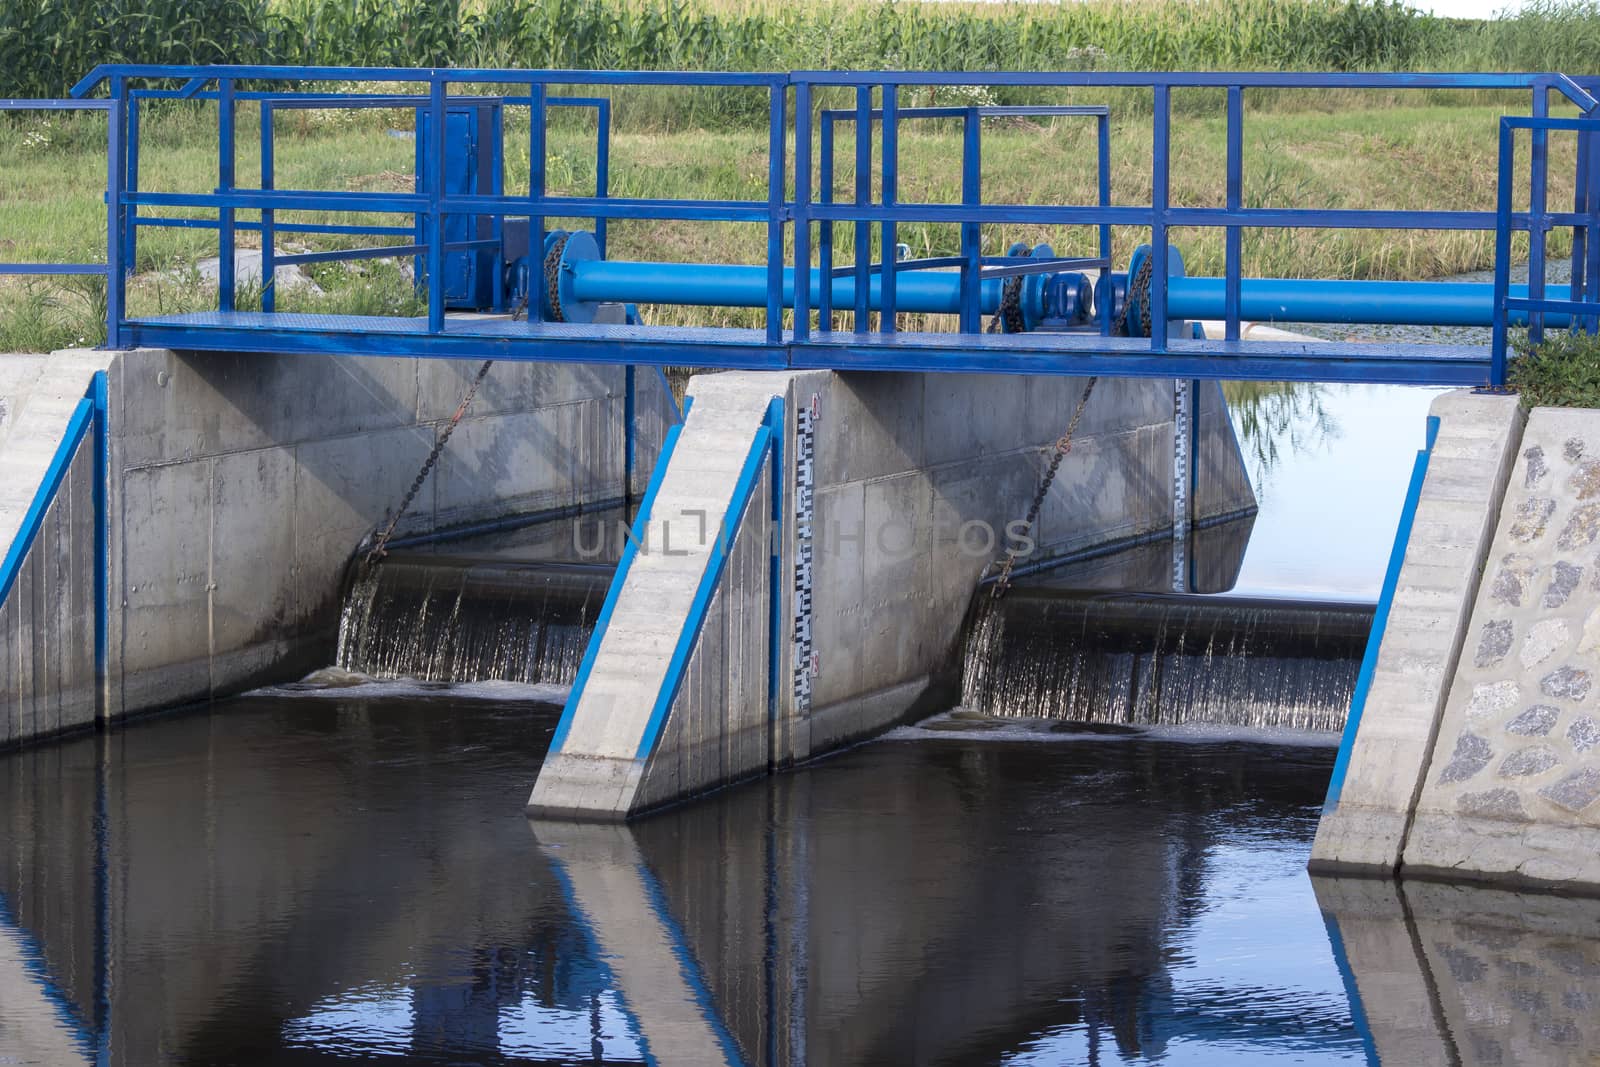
xmin=0 ymin=65 xmax=1598 ymax=887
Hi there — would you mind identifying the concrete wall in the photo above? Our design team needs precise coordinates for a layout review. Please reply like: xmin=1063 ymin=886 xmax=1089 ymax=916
xmin=781 ymin=371 xmax=1256 ymax=760
xmin=1311 ymin=390 xmax=1524 ymax=872
xmin=1405 ymin=406 xmax=1600 ymax=887
xmin=0 ymin=349 xmax=116 ymax=742
xmin=2 ymin=347 xmax=664 ymax=745
xmin=530 ymin=372 xmax=788 ymax=819
xmin=1313 ymin=394 xmax=1600 ymax=893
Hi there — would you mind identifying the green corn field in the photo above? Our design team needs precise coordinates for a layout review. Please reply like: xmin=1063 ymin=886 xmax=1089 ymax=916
xmin=0 ymin=0 xmax=1594 ymax=110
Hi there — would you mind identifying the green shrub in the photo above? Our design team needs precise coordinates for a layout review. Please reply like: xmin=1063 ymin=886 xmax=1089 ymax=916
xmin=1509 ymin=328 xmax=1600 ymax=409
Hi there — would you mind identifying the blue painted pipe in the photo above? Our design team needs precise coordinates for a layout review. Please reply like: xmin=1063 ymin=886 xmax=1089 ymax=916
xmin=1167 ymin=277 xmax=1575 ymax=328
xmin=573 ymin=260 xmax=1005 ymax=315
xmin=571 ymin=257 xmax=1578 ymax=328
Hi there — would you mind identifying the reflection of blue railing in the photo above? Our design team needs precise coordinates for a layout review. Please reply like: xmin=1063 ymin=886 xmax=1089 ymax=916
xmin=21 ymin=65 xmax=1600 ymax=383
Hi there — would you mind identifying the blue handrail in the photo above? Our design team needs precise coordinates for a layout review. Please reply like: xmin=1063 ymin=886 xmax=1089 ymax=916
xmin=5 ymin=66 xmax=1598 ymax=382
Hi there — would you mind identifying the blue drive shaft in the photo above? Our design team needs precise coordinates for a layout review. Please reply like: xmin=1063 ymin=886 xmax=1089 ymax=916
xmin=571 ymin=258 xmax=1573 ymax=328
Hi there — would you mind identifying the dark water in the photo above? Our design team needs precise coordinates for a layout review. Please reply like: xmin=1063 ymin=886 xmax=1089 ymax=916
xmin=5 ymin=380 xmax=1599 ymax=1065
xmin=4 ymin=690 xmax=1599 ymax=1065
xmin=0 ymin=691 xmax=1340 ymax=1065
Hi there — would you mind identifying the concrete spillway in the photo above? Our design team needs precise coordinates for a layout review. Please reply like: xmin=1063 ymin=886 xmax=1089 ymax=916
xmin=337 ymin=557 xmax=613 ymax=686
xmin=960 ymin=588 xmax=1373 ymax=733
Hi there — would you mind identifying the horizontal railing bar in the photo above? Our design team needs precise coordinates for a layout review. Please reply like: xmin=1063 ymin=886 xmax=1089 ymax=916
xmin=127 ymin=190 xmax=427 ymax=212
xmin=1503 ymin=115 xmax=1600 ymax=131
xmin=275 ymin=239 xmax=494 ymax=266
xmin=132 ymin=216 xmax=417 ymax=237
xmin=439 ymin=195 xmax=774 ymax=221
xmin=73 ymin=65 xmax=787 ymax=97
xmin=823 ymin=104 xmax=1109 ymax=121
xmin=1505 ymin=296 xmax=1600 ymax=314
xmin=0 ymin=263 xmax=108 ymax=275
xmin=0 ymin=98 xmax=112 ymax=111
xmin=808 ymin=203 xmax=1536 ymax=231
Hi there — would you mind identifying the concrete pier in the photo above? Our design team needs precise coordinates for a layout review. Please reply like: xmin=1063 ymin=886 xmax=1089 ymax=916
xmin=532 ymin=370 xmax=1257 ymax=817
xmin=1315 ymin=394 xmax=1600 ymax=894
xmin=2 ymin=347 xmax=665 ymax=744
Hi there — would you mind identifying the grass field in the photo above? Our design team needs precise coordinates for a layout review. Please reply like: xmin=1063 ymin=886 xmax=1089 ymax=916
xmin=0 ymin=89 xmax=1581 ymax=351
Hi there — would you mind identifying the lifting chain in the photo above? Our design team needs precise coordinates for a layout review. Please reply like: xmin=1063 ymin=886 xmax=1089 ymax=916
xmin=986 ymin=244 xmax=1032 ymax=335
xmin=543 ymin=233 xmax=570 ymax=323
xmin=982 ymin=247 xmax=1148 ymax=596
xmin=363 ymin=358 xmax=495 ymax=566
xmin=985 ymin=377 xmax=1098 ymax=597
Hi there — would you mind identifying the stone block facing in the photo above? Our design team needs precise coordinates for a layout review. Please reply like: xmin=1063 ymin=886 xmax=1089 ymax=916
xmin=1405 ymin=407 xmax=1600 ymax=888
xmin=1311 ymin=390 xmax=1525 ymax=873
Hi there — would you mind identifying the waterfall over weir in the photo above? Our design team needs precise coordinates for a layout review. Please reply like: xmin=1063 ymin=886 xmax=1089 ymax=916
xmin=336 ymin=554 xmax=613 ymax=686
xmin=959 ymin=589 xmax=1374 ymax=733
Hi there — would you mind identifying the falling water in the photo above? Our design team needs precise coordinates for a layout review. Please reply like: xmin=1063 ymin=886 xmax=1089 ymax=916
xmin=960 ymin=588 xmax=1373 ymax=732
xmin=336 ymin=553 xmax=613 ymax=685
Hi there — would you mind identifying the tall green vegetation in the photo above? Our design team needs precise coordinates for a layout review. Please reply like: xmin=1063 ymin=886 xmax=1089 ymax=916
xmin=0 ymin=0 xmax=1546 ymax=104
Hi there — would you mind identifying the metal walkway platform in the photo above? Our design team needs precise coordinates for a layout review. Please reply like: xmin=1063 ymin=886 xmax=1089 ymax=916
xmin=130 ymin=312 xmax=1493 ymax=385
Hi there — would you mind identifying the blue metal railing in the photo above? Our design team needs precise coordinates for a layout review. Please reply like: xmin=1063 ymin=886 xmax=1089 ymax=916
xmin=18 ymin=65 xmax=1600 ymax=383
xmin=1493 ymin=112 xmax=1600 ymax=381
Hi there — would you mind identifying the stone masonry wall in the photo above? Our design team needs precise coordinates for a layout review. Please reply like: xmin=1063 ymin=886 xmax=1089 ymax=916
xmin=1405 ymin=406 xmax=1600 ymax=887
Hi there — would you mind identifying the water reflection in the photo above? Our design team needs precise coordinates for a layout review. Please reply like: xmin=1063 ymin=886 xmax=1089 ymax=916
xmin=1224 ymin=380 xmax=1340 ymax=501
xmin=2 ymin=694 xmax=1598 ymax=1065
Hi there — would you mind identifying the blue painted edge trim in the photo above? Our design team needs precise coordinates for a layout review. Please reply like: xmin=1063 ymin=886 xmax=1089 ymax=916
xmin=634 ymin=857 xmax=750 ymax=1066
xmin=633 ymin=418 xmax=775 ymax=762
xmin=0 ymin=398 xmax=96 ymax=608
xmin=1320 ymin=911 xmax=1383 ymax=1066
xmin=548 ymin=420 xmax=686 ymax=754
xmin=1323 ymin=413 xmax=1440 ymax=813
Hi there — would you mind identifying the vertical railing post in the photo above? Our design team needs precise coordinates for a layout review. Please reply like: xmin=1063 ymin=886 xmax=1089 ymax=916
xmin=960 ymin=106 xmax=981 ymax=333
xmin=595 ymin=96 xmax=610 ymax=257
xmin=427 ymin=76 xmax=447 ymax=333
xmin=1571 ymin=123 xmax=1588 ymax=329
xmin=105 ymin=76 xmax=127 ymax=349
xmin=1529 ymin=83 xmax=1549 ymax=346
xmin=793 ymin=81 xmax=812 ymax=343
xmin=853 ymin=85 xmax=871 ymax=331
xmin=1096 ymin=108 xmax=1112 ymax=336
xmin=529 ymin=81 xmax=547 ymax=323
xmin=819 ymin=112 xmax=834 ymax=332
xmin=489 ymin=101 xmax=506 ymax=313
xmin=1587 ymin=127 xmax=1600 ymax=333
xmin=260 ymin=101 xmax=276 ymax=313
xmin=1225 ymin=86 xmax=1243 ymax=342
xmin=217 ymin=77 xmax=236 ymax=313
xmin=1150 ymin=84 xmax=1171 ymax=348
xmin=1492 ymin=119 xmax=1515 ymax=387
xmin=879 ymin=83 xmax=897 ymax=334
xmin=766 ymin=81 xmax=787 ymax=346
xmin=124 ymin=94 xmax=139 ymax=277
